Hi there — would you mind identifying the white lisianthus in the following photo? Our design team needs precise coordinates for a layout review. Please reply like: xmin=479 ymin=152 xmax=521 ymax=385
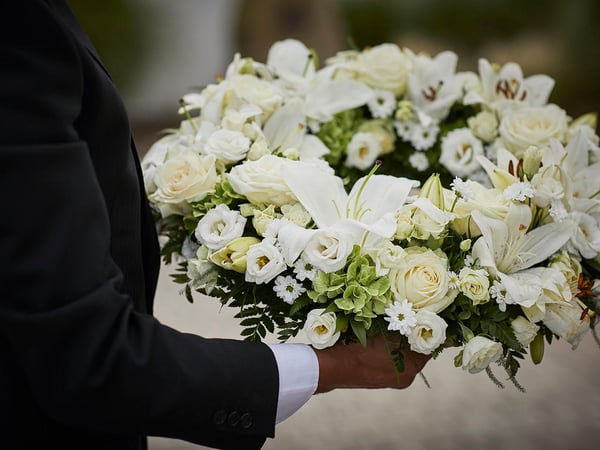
xmin=367 ymin=241 xmax=407 ymax=277
xmin=530 ymin=165 xmax=567 ymax=208
xmin=227 ymin=155 xmax=297 ymax=206
xmin=203 ymin=129 xmax=251 ymax=163
xmin=353 ymin=43 xmax=413 ymax=95
xmin=245 ymin=241 xmax=287 ymax=284
xmin=344 ymin=132 xmax=382 ymax=170
xmin=549 ymin=251 xmax=582 ymax=296
xmin=458 ymin=267 xmax=490 ymax=305
xmin=439 ymin=128 xmax=485 ymax=177
xmin=461 ymin=336 xmax=503 ymax=374
xmin=498 ymin=104 xmax=569 ymax=158
xmin=194 ymin=204 xmax=246 ymax=251
xmin=467 ymin=110 xmax=499 ymax=142
xmin=303 ymin=308 xmax=340 ymax=350
xmin=149 ymin=151 xmax=218 ymax=217
xmin=141 ymin=133 xmax=178 ymax=194
xmin=302 ymin=228 xmax=354 ymax=273
xmin=510 ymin=316 xmax=540 ymax=347
xmin=389 ymin=246 xmax=458 ymax=313
xmin=408 ymin=310 xmax=448 ymax=355
xmin=543 ymin=300 xmax=591 ymax=349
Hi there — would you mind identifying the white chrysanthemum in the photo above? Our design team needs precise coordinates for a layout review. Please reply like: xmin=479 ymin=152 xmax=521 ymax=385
xmin=408 ymin=152 xmax=430 ymax=171
xmin=450 ymin=177 xmax=476 ymax=201
xmin=447 ymin=271 xmax=459 ymax=289
xmin=384 ymin=299 xmax=417 ymax=336
xmin=410 ymin=122 xmax=440 ymax=151
xmin=293 ymin=257 xmax=318 ymax=281
xmin=549 ymin=199 xmax=568 ymax=222
xmin=439 ymin=128 xmax=484 ymax=177
xmin=394 ymin=120 xmax=414 ymax=141
xmin=368 ymin=89 xmax=397 ymax=118
xmin=503 ymin=181 xmax=535 ymax=202
xmin=273 ymin=275 xmax=306 ymax=304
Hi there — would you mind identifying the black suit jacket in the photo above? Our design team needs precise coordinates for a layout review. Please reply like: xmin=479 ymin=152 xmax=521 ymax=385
xmin=0 ymin=2 xmax=279 ymax=449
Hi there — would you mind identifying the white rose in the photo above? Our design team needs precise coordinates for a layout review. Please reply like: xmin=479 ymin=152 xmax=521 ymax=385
xmin=344 ymin=132 xmax=382 ymax=170
xmin=228 ymin=74 xmax=283 ymax=121
xmin=149 ymin=151 xmax=218 ymax=217
xmin=510 ymin=316 xmax=540 ymax=347
xmin=543 ymin=300 xmax=591 ymax=349
xmin=227 ymin=155 xmax=296 ymax=206
xmin=245 ymin=241 xmax=287 ymax=284
xmin=303 ymin=308 xmax=340 ymax=350
xmin=359 ymin=44 xmax=412 ymax=95
xmin=194 ymin=204 xmax=246 ymax=251
xmin=389 ymin=247 xmax=458 ymax=313
xmin=203 ymin=129 xmax=251 ymax=163
xmin=366 ymin=241 xmax=407 ymax=277
xmin=467 ymin=110 xmax=499 ymax=142
xmin=408 ymin=310 xmax=448 ymax=355
xmin=458 ymin=267 xmax=490 ymax=305
xmin=141 ymin=133 xmax=178 ymax=194
xmin=498 ymin=104 xmax=569 ymax=158
xmin=461 ymin=336 xmax=503 ymax=374
xmin=439 ymin=128 xmax=485 ymax=177
xmin=303 ymin=228 xmax=354 ymax=273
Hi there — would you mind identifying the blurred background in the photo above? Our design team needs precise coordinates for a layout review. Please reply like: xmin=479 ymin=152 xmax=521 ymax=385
xmin=66 ymin=0 xmax=600 ymax=448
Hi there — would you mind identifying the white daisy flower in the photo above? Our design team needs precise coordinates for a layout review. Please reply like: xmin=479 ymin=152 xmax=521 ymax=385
xmin=448 ymin=270 xmax=459 ymax=289
xmin=368 ymin=89 xmax=397 ymax=118
xmin=408 ymin=152 xmax=430 ymax=171
xmin=410 ymin=121 xmax=440 ymax=151
xmin=394 ymin=120 xmax=414 ymax=141
xmin=503 ymin=181 xmax=535 ymax=202
xmin=384 ymin=299 xmax=417 ymax=336
xmin=450 ymin=177 xmax=476 ymax=201
xmin=293 ymin=257 xmax=318 ymax=281
xmin=273 ymin=275 xmax=306 ymax=305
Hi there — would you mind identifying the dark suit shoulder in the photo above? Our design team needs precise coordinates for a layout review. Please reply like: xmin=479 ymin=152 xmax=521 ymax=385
xmin=0 ymin=0 xmax=82 ymax=145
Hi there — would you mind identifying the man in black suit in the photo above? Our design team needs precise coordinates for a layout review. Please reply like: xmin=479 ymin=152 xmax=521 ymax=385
xmin=0 ymin=2 xmax=430 ymax=449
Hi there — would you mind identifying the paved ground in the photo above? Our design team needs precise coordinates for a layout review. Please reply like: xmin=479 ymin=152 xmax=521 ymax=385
xmin=148 ymin=263 xmax=600 ymax=450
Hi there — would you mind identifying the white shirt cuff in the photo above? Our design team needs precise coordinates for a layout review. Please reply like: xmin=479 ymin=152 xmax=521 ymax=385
xmin=267 ymin=343 xmax=319 ymax=424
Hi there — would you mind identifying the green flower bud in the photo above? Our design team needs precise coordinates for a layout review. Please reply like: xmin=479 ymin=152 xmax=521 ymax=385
xmin=530 ymin=332 xmax=545 ymax=365
xmin=419 ymin=173 xmax=445 ymax=210
xmin=460 ymin=239 xmax=472 ymax=252
xmin=209 ymin=237 xmax=260 ymax=273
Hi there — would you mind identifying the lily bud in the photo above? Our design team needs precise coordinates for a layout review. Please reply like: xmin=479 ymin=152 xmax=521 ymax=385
xmin=522 ymin=146 xmax=543 ymax=179
xmin=570 ymin=112 xmax=598 ymax=131
xmin=210 ymin=237 xmax=260 ymax=273
xmin=530 ymin=332 xmax=545 ymax=365
xmin=419 ymin=173 xmax=445 ymax=210
xmin=459 ymin=239 xmax=472 ymax=252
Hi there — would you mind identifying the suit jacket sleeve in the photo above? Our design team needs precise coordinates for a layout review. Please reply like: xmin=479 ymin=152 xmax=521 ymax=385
xmin=0 ymin=2 xmax=279 ymax=449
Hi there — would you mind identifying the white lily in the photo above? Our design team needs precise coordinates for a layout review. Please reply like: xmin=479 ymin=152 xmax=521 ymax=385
xmin=266 ymin=39 xmax=374 ymax=125
xmin=464 ymin=58 xmax=555 ymax=114
xmin=277 ymin=160 xmax=418 ymax=270
xmin=471 ymin=203 xmax=573 ymax=308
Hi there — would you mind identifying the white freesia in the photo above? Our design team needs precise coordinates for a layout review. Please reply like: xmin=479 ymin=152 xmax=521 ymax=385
xmin=245 ymin=240 xmax=287 ymax=284
xmin=498 ymin=104 xmax=569 ymax=158
xmin=408 ymin=310 xmax=448 ymax=355
xmin=203 ymin=129 xmax=251 ymax=163
xmin=388 ymin=246 xmax=458 ymax=313
xmin=227 ymin=155 xmax=297 ymax=206
xmin=543 ymin=300 xmax=591 ymax=349
xmin=461 ymin=336 xmax=503 ymax=374
xmin=303 ymin=308 xmax=340 ymax=349
xmin=471 ymin=203 xmax=573 ymax=308
xmin=276 ymin=160 xmax=417 ymax=270
xmin=464 ymin=58 xmax=555 ymax=113
xmin=149 ymin=150 xmax=218 ymax=217
xmin=194 ymin=204 xmax=246 ymax=251
xmin=511 ymin=316 xmax=540 ymax=347
xmin=439 ymin=128 xmax=485 ymax=177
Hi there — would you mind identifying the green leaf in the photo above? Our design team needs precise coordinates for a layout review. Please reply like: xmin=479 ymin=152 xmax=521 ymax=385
xmin=350 ymin=319 xmax=367 ymax=348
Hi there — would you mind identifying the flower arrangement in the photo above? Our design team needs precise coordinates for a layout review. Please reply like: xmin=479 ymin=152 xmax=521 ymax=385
xmin=142 ymin=39 xmax=600 ymax=385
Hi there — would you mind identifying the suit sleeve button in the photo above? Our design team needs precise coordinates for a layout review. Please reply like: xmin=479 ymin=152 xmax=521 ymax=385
xmin=227 ymin=411 xmax=240 ymax=427
xmin=240 ymin=412 xmax=253 ymax=429
xmin=212 ymin=409 xmax=227 ymax=425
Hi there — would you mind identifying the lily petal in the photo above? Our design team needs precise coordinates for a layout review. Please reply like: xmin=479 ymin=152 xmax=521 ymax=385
xmin=277 ymin=221 xmax=315 ymax=265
